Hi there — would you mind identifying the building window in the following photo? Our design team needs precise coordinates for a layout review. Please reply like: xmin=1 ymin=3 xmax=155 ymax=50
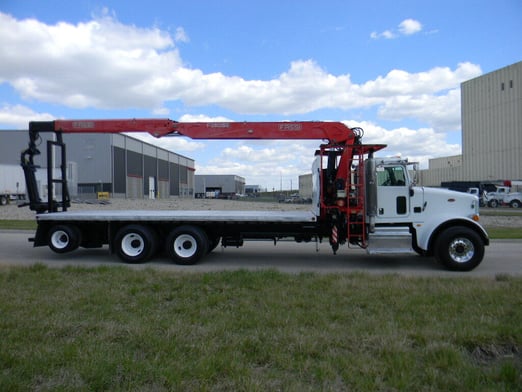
xmin=501 ymin=82 xmax=505 ymax=91
xmin=509 ymin=80 xmax=513 ymax=88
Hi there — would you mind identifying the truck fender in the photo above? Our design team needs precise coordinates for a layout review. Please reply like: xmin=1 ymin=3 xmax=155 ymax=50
xmin=414 ymin=217 xmax=489 ymax=255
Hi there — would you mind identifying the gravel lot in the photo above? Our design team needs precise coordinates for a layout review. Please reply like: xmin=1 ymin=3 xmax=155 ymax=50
xmin=1 ymin=197 xmax=521 ymax=227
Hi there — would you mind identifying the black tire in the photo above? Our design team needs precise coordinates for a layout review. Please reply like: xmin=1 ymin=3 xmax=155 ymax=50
xmin=0 ymin=195 xmax=7 ymax=206
xmin=114 ymin=225 xmax=157 ymax=263
xmin=165 ymin=225 xmax=209 ymax=265
xmin=48 ymin=224 xmax=81 ymax=254
xmin=510 ymin=200 xmax=521 ymax=208
xmin=488 ymin=199 xmax=499 ymax=208
xmin=434 ymin=226 xmax=484 ymax=271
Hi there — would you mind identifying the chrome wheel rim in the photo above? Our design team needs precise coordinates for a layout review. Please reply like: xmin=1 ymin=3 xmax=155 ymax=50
xmin=448 ymin=238 xmax=474 ymax=263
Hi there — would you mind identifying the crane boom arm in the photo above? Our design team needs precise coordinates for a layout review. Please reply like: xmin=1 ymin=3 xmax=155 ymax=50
xmin=29 ymin=119 xmax=358 ymax=144
xmin=22 ymin=118 xmax=377 ymax=214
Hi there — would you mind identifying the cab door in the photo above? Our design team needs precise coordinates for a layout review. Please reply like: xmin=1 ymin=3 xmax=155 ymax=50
xmin=375 ymin=164 xmax=410 ymax=221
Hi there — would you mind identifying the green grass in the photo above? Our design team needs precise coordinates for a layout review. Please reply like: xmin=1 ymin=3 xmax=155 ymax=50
xmin=0 ymin=266 xmax=521 ymax=391
xmin=0 ymin=219 xmax=37 ymax=230
xmin=486 ymin=227 xmax=522 ymax=239
xmin=480 ymin=209 xmax=522 ymax=217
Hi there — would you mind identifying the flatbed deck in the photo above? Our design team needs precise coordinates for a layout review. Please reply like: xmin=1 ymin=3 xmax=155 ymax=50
xmin=36 ymin=210 xmax=318 ymax=223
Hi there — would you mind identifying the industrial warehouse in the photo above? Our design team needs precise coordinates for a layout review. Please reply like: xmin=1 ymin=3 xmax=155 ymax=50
xmin=0 ymin=131 xmax=195 ymax=200
xmin=420 ymin=61 xmax=521 ymax=187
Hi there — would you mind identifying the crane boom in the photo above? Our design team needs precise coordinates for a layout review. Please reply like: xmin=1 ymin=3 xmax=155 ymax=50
xmin=22 ymin=118 xmax=379 ymax=214
xmin=29 ymin=119 xmax=359 ymax=144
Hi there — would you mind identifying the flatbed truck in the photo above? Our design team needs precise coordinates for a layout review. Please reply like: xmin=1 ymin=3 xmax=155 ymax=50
xmin=21 ymin=119 xmax=489 ymax=271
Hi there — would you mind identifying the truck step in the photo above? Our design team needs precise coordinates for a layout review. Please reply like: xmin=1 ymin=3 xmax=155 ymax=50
xmin=367 ymin=226 xmax=413 ymax=254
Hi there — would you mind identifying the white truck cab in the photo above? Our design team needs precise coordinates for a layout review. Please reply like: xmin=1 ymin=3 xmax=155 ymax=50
xmin=367 ymin=158 xmax=487 ymax=271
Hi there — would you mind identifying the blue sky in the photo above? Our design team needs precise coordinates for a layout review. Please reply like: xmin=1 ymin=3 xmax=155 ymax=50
xmin=1 ymin=0 xmax=520 ymax=191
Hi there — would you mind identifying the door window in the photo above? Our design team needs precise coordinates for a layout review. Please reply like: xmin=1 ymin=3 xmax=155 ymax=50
xmin=377 ymin=166 xmax=406 ymax=186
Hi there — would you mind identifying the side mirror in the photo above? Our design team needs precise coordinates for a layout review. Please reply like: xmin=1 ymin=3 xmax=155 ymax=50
xmin=410 ymin=163 xmax=419 ymax=186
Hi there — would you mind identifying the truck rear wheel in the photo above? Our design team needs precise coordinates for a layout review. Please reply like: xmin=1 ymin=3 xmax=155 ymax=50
xmin=48 ymin=224 xmax=81 ymax=254
xmin=434 ymin=226 xmax=484 ymax=271
xmin=510 ymin=200 xmax=521 ymax=208
xmin=114 ymin=225 xmax=157 ymax=263
xmin=488 ymin=199 xmax=499 ymax=208
xmin=166 ymin=225 xmax=209 ymax=265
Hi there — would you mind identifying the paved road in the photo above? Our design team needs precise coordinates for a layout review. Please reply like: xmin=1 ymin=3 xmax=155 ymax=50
xmin=1 ymin=230 xmax=520 ymax=277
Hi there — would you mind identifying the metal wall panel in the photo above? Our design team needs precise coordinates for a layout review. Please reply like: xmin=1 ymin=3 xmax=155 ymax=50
xmin=157 ymin=149 xmax=168 ymax=161
xmin=142 ymin=143 xmax=156 ymax=158
xmin=126 ymin=151 xmax=142 ymax=177
xmin=158 ymin=180 xmax=169 ymax=199
xmin=0 ymin=131 xmax=27 ymax=165
xmin=113 ymin=146 xmax=126 ymax=194
xmin=63 ymin=134 xmax=112 ymax=183
xmin=111 ymin=134 xmax=126 ymax=149
xmin=461 ymin=61 xmax=522 ymax=182
xmin=126 ymin=176 xmax=143 ymax=199
xmin=158 ymin=159 xmax=169 ymax=181
xmin=169 ymin=162 xmax=180 ymax=195
xmin=125 ymin=138 xmax=142 ymax=154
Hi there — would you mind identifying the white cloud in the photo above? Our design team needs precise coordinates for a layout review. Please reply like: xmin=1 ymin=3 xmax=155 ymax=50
xmin=174 ymin=27 xmax=189 ymax=43
xmin=359 ymin=63 xmax=481 ymax=96
xmin=221 ymin=142 xmax=305 ymax=164
xmin=0 ymin=12 xmax=481 ymax=132
xmin=347 ymin=120 xmax=461 ymax=168
xmin=195 ymin=140 xmax=316 ymax=190
xmin=178 ymin=114 xmax=234 ymax=123
xmin=377 ymin=89 xmax=462 ymax=131
xmin=0 ymin=104 xmax=54 ymax=129
xmin=0 ymin=12 xmax=179 ymax=109
xmin=398 ymin=19 xmax=422 ymax=35
xmin=371 ymin=18 xmax=424 ymax=39
xmin=371 ymin=30 xmax=396 ymax=39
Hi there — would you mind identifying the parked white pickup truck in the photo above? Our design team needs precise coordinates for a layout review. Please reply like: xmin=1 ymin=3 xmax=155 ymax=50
xmin=484 ymin=186 xmax=522 ymax=208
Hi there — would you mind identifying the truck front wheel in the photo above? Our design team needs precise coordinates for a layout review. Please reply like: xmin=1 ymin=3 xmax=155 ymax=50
xmin=114 ymin=225 xmax=157 ymax=263
xmin=48 ymin=224 xmax=81 ymax=254
xmin=434 ymin=226 xmax=484 ymax=271
xmin=166 ymin=225 xmax=209 ymax=265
